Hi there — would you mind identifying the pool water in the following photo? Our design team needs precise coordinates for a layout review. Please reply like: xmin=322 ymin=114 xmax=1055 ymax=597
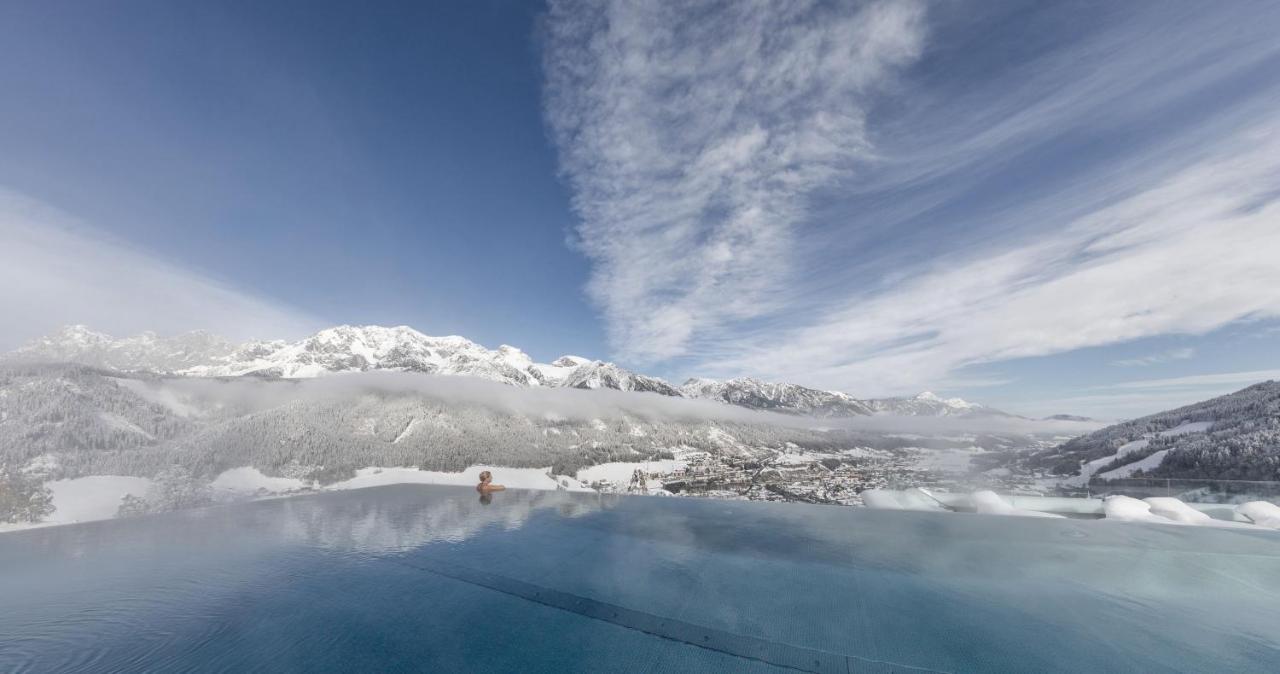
xmin=3 ymin=485 xmax=1279 ymax=672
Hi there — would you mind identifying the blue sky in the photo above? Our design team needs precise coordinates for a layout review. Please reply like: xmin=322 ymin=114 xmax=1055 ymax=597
xmin=1 ymin=0 xmax=1278 ymax=418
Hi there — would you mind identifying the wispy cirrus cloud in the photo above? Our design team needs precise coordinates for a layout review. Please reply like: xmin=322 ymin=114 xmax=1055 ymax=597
xmin=1104 ymin=369 xmax=1280 ymax=391
xmin=545 ymin=1 xmax=1280 ymax=398
xmin=709 ymin=120 xmax=1280 ymax=393
xmin=1111 ymin=347 xmax=1196 ymax=368
xmin=542 ymin=0 xmax=928 ymax=363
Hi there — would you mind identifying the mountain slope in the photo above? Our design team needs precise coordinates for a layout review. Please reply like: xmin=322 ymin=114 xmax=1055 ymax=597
xmin=11 ymin=325 xmax=1018 ymax=419
xmin=0 ymin=363 xmax=195 ymax=476
xmin=1030 ymin=381 xmax=1280 ymax=480
xmin=562 ymin=361 xmax=682 ymax=396
xmin=680 ymin=377 xmax=873 ymax=417
xmin=15 ymin=325 xmax=238 ymax=372
xmin=0 ymin=364 xmax=885 ymax=484
xmin=13 ymin=325 xmax=643 ymax=392
xmin=863 ymin=391 xmax=1015 ymax=418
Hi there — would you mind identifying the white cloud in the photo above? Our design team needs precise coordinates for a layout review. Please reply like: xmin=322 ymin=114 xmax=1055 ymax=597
xmin=544 ymin=2 xmax=1280 ymax=401
xmin=1105 ymin=369 xmax=1280 ymax=391
xmin=1111 ymin=347 xmax=1196 ymax=368
xmin=1017 ymin=369 xmax=1280 ymax=420
xmin=0 ymin=190 xmax=321 ymax=350
xmin=706 ymin=121 xmax=1280 ymax=394
xmin=543 ymin=0 xmax=928 ymax=363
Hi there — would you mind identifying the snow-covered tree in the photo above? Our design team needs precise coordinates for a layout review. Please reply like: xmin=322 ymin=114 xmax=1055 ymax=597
xmin=0 ymin=465 xmax=54 ymax=523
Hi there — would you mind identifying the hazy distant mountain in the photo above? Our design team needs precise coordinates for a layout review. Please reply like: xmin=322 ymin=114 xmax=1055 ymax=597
xmin=1029 ymin=381 xmax=1280 ymax=480
xmin=13 ymin=325 xmax=670 ymax=393
xmin=680 ymin=377 xmax=874 ymax=417
xmin=15 ymin=325 xmax=239 ymax=373
xmin=1041 ymin=414 xmax=1094 ymax=422
xmin=863 ymin=391 xmax=1016 ymax=418
xmin=11 ymin=324 xmax=1012 ymax=419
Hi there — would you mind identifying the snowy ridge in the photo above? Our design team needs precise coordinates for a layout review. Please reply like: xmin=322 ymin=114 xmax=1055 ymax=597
xmin=12 ymin=324 xmax=1016 ymax=417
xmin=679 ymin=377 xmax=874 ymax=417
xmin=561 ymin=361 xmax=682 ymax=396
xmin=15 ymin=325 xmax=238 ymax=372
xmin=863 ymin=391 xmax=1011 ymax=418
xmin=13 ymin=325 xmax=666 ymax=393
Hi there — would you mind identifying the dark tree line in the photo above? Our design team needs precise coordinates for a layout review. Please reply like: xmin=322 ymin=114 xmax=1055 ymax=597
xmin=1029 ymin=381 xmax=1280 ymax=480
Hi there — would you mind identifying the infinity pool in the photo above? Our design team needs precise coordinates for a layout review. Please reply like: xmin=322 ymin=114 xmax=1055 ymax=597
xmin=3 ymin=485 xmax=1279 ymax=672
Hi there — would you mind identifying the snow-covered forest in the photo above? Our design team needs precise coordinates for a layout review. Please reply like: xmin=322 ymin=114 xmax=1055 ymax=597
xmin=0 ymin=364 xmax=866 ymax=484
xmin=1029 ymin=381 xmax=1280 ymax=480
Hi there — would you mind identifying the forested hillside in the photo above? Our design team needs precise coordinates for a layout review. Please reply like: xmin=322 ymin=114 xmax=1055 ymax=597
xmin=1030 ymin=381 xmax=1280 ymax=480
xmin=0 ymin=364 xmax=898 ymax=485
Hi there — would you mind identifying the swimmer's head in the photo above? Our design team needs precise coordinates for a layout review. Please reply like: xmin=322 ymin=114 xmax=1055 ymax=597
xmin=479 ymin=470 xmax=492 ymax=483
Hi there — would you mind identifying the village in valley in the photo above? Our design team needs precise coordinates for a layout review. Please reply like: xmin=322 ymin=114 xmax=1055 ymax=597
xmin=584 ymin=444 xmax=1052 ymax=506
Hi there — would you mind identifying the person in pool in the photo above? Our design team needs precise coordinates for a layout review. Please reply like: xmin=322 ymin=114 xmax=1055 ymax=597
xmin=476 ymin=470 xmax=505 ymax=494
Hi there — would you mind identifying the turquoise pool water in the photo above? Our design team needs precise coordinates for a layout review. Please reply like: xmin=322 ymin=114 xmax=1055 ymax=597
xmin=2 ymin=485 xmax=1279 ymax=672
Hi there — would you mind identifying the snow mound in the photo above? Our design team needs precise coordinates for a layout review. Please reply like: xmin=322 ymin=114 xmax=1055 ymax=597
xmin=861 ymin=489 xmax=903 ymax=509
xmin=1237 ymin=501 xmax=1280 ymax=529
xmin=1104 ymin=495 xmax=1188 ymax=525
xmin=1144 ymin=497 xmax=1211 ymax=524
xmin=896 ymin=488 xmax=950 ymax=512
xmin=971 ymin=490 xmax=1064 ymax=518
xmin=1144 ymin=497 xmax=1259 ymax=529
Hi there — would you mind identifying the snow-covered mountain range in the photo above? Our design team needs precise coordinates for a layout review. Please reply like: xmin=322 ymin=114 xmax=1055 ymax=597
xmin=679 ymin=377 xmax=875 ymax=417
xmin=10 ymin=325 xmax=1006 ymax=418
xmin=863 ymin=391 xmax=1014 ymax=418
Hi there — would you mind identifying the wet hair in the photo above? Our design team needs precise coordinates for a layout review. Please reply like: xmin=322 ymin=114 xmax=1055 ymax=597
xmin=479 ymin=471 xmax=492 ymax=482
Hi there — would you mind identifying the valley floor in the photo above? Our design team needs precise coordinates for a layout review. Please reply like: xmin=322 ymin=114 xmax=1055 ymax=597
xmin=1 ymin=444 xmax=1059 ymax=533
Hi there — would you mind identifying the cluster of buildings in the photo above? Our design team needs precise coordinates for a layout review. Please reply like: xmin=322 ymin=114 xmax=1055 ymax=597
xmin=594 ymin=446 xmax=1050 ymax=506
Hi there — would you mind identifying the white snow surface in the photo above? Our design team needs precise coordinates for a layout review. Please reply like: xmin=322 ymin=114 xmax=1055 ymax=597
xmin=867 ymin=490 xmax=1276 ymax=530
xmin=0 ymin=476 xmax=153 ymax=532
xmin=324 ymin=466 xmax=593 ymax=493
xmin=896 ymin=488 xmax=951 ymax=512
xmin=970 ymin=490 xmax=1065 ymax=518
xmin=1098 ymin=449 xmax=1169 ymax=480
xmin=575 ymin=459 xmax=688 ymax=485
xmin=1159 ymin=421 xmax=1214 ymax=436
xmin=96 ymin=412 xmax=154 ymax=439
xmin=21 ymin=325 xmax=677 ymax=395
xmin=1103 ymin=495 xmax=1189 ymax=525
xmin=1237 ymin=501 xmax=1280 ymax=529
xmin=861 ymin=488 xmax=951 ymax=512
xmin=1143 ymin=497 xmax=1212 ymax=524
xmin=211 ymin=467 xmax=308 ymax=495
xmin=860 ymin=489 xmax=903 ymax=509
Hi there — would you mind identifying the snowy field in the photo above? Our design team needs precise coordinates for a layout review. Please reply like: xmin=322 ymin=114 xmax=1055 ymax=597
xmin=2 ymin=465 xmax=598 ymax=534
xmin=0 ymin=476 xmax=153 ymax=533
xmin=575 ymin=459 xmax=688 ymax=485
xmin=324 ymin=465 xmax=593 ymax=493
